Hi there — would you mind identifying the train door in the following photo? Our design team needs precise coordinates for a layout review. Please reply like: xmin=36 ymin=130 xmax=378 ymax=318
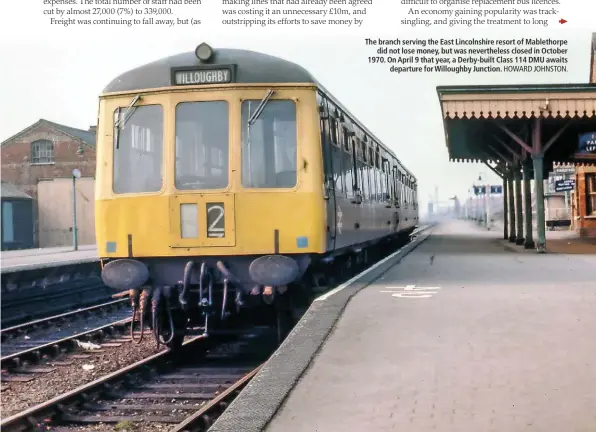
xmin=318 ymin=94 xmax=336 ymax=251
xmin=395 ymin=166 xmax=403 ymax=229
xmin=385 ymin=160 xmax=397 ymax=232
xmin=168 ymin=100 xmax=236 ymax=248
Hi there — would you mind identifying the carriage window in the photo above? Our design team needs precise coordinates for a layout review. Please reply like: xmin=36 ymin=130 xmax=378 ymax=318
xmin=242 ymin=100 xmax=297 ymax=188
xmin=175 ymin=101 xmax=229 ymax=190
xmin=113 ymin=105 xmax=163 ymax=194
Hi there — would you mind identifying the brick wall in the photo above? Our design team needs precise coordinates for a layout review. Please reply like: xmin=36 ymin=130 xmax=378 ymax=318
xmin=575 ymin=166 xmax=596 ymax=238
xmin=1 ymin=124 xmax=96 ymax=199
xmin=591 ymin=32 xmax=596 ymax=84
xmin=573 ymin=34 xmax=596 ymax=236
xmin=1 ymin=122 xmax=96 ymax=246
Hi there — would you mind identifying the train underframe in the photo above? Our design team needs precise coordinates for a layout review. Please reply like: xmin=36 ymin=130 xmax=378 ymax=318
xmin=101 ymin=227 xmax=416 ymax=349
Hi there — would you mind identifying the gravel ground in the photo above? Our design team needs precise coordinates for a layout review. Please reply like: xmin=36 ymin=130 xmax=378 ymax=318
xmin=52 ymin=422 xmax=174 ymax=431
xmin=1 ymin=331 xmax=167 ymax=418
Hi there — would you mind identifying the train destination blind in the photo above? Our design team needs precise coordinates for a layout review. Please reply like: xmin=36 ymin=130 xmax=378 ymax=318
xmin=173 ymin=68 xmax=233 ymax=86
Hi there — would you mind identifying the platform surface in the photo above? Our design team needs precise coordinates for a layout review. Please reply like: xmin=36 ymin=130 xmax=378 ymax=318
xmin=491 ymin=220 xmax=596 ymax=254
xmin=0 ymin=244 xmax=99 ymax=272
xmin=266 ymin=220 xmax=596 ymax=432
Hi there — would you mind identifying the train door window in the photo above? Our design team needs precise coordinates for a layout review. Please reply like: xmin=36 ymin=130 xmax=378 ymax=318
xmin=331 ymin=127 xmax=344 ymax=194
xmin=378 ymin=151 xmax=386 ymax=200
xmin=403 ymin=185 xmax=407 ymax=207
xmin=351 ymin=135 xmax=361 ymax=196
xmin=365 ymin=145 xmax=373 ymax=201
xmin=386 ymin=161 xmax=393 ymax=202
xmin=359 ymin=141 xmax=367 ymax=200
xmin=355 ymin=138 xmax=364 ymax=198
xmin=400 ymin=173 xmax=405 ymax=206
xmin=382 ymin=166 xmax=388 ymax=200
xmin=367 ymin=147 xmax=375 ymax=200
xmin=391 ymin=166 xmax=396 ymax=200
xmin=382 ymin=159 xmax=389 ymax=201
xmin=370 ymin=157 xmax=377 ymax=201
xmin=331 ymin=121 xmax=345 ymax=194
xmin=378 ymin=157 xmax=384 ymax=200
xmin=393 ymin=166 xmax=400 ymax=206
xmin=318 ymin=95 xmax=335 ymax=193
xmin=2 ymin=202 xmax=14 ymax=243
xmin=113 ymin=104 xmax=163 ymax=194
xmin=361 ymin=163 xmax=369 ymax=200
xmin=241 ymin=99 xmax=297 ymax=189
xmin=375 ymin=149 xmax=381 ymax=201
xmin=326 ymin=101 xmax=344 ymax=195
xmin=342 ymin=137 xmax=353 ymax=197
xmin=337 ymin=119 xmax=353 ymax=197
xmin=175 ymin=101 xmax=229 ymax=190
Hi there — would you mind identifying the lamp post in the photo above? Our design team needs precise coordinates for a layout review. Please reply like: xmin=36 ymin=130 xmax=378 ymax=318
xmin=478 ymin=172 xmax=489 ymax=228
xmin=72 ymin=168 xmax=81 ymax=251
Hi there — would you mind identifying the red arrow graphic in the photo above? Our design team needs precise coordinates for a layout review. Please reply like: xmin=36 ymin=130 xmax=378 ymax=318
xmin=559 ymin=18 xmax=567 ymax=24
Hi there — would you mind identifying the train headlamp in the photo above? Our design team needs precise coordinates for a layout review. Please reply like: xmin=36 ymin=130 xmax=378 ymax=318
xmin=195 ymin=43 xmax=214 ymax=62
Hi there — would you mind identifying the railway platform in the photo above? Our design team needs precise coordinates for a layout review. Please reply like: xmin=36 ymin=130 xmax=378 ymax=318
xmin=491 ymin=220 xmax=596 ymax=255
xmin=210 ymin=219 xmax=596 ymax=432
xmin=1 ymin=244 xmax=98 ymax=274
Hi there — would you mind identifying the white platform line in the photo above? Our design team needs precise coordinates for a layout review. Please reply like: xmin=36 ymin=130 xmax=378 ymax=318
xmin=379 ymin=290 xmax=438 ymax=293
xmin=314 ymin=230 xmax=430 ymax=302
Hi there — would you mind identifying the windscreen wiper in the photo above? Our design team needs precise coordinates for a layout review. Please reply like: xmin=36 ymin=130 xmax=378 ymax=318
xmin=248 ymin=89 xmax=275 ymax=126
xmin=114 ymin=94 xmax=141 ymax=149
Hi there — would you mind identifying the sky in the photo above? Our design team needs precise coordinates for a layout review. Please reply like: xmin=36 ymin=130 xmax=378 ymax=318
xmin=0 ymin=2 xmax=594 ymax=213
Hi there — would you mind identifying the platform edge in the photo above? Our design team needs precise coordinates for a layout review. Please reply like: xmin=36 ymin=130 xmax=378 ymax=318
xmin=0 ymin=257 xmax=100 ymax=275
xmin=207 ymin=227 xmax=434 ymax=432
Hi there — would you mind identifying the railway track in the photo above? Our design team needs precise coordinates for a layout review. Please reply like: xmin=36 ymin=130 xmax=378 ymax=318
xmin=1 ymin=227 xmax=430 ymax=429
xmin=0 ymin=327 xmax=275 ymax=432
xmin=2 ymin=278 xmax=116 ymax=328
xmin=1 ymin=299 xmax=132 ymax=378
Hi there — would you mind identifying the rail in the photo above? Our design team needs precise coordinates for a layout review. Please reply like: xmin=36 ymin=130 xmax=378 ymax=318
xmin=1 ymin=299 xmax=132 ymax=372
xmin=1 ymin=328 xmax=272 ymax=432
xmin=0 ymin=334 xmax=208 ymax=431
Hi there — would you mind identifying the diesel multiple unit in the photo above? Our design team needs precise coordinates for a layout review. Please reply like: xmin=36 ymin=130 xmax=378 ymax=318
xmin=96 ymin=43 xmax=418 ymax=347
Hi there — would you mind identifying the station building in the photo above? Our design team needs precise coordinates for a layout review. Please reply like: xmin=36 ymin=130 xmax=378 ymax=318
xmin=436 ymin=32 xmax=596 ymax=252
xmin=571 ymin=33 xmax=596 ymax=238
xmin=0 ymin=119 xmax=97 ymax=248
xmin=573 ymin=164 xmax=596 ymax=237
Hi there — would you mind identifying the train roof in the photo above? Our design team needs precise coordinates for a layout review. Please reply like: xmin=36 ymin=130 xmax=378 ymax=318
xmin=102 ymin=46 xmax=416 ymax=181
xmin=102 ymin=48 xmax=317 ymax=93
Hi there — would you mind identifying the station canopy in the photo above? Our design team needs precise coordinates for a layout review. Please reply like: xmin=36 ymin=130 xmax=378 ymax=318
xmin=436 ymin=84 xmax=596 ymax=175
